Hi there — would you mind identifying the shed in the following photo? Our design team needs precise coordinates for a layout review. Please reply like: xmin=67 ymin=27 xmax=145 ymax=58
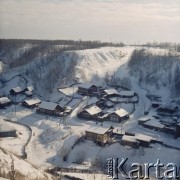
xmin=25 ymin=86 xmax=34 ymax=92
xmin=121 ymin=135 xmax=139 ymax=148
xmin=10 ymin=87 xmax=24 ymax=95
xmin=142 ymin=119 xmax=165 ymax=131
xmin=22 ymin=98 xmax=41 ymax=108
xmin=135 ymin=134 xmax=153 ymax=147
xmin=108 ymin=109 xmax=129 ymax=123
xmin=0 ymin=97 xmax=11 ymax=108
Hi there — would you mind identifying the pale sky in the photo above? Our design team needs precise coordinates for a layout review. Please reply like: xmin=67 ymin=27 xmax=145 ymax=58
xmin=0 ymin=0 xmax=180 ymax=43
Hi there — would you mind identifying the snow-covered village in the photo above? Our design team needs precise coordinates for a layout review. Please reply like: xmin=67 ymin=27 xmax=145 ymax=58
xmin=0 ymin=0 xmax=180 ymax=180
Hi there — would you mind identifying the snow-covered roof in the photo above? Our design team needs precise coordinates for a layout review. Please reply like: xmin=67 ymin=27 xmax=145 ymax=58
xmin=120 ymin=91 xmax=135 ymax=97
xmin=103 ymin=89 xmax=119 ymax=95
xmin=39 ymin=101 xmax=60 ymax=111
xmin=23 ymin=98 xmax=41 ymax=106
xmin=25 ymin=91 xmax=33 ymax=96
xmin=0 ymin=97 xmax=11 ymax=104
xmin=113 ymin=109 xmax=129 ymax=117
xmin=0 ymin=122 xmax=16 ymax=132
xmin=86 ymin=126 xmax=111 ymax=135
xmin=144 ymin=119 xmax=165 ymax=129
xmin=11 ymin=87 xmax=23 ymax=93
xmin=138 ymin=116 xmax=151 ymax=122
xmin=122 ymin=135 xmax=137 ymax=143
xmin=85 ymin=106 xmax=102 ymax=115
xmin=135 ymin=134 xmax=153 ymax=142
xmin=26 ymin=86 xmax=34 ymax=92
xmin=78 ymin=83 xmax=96 ymax=89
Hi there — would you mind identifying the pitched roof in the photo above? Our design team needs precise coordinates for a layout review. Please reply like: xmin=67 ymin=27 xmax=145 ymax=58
xmin=113 ymin=109 xmax=129 ymax=117
xmin=78 ymin=83 xmax=96 ymax=89
xmin=85 ymin=106 xmax=102 ymax=115
xmin=122 ymin=135 xmax=137 ymax=143
xmin=144 ymin=119 xmax=165 ymax=129
xmin=103 ymin=89 xmax=119 ymax=95
xmin=120 ymin=91 xmax=135 ymax=97
xmin=11 ymin=87 xmax=23 ymax=93
xmin=39 ymin=101 xmax=60 ymax=111
xmin=158 ymin=103 xmax=178 ymax=111
xmin=86 ymin=126 xmax=112 ymax=135
xmin=23 ymin=98 xmax=41 ymax=106
xmin=0 ymin=97 xmax=11 ymax=104
xmin=25 ymin=91 xmax=33 ymax=96
xmin=26 ymin=86 xmax=34 ymax=92
xmin=135 ymin=134 xmax=153 ymax=142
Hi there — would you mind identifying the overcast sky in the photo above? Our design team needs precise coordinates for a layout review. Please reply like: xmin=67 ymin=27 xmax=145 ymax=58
xmin=0 ymin=0 xmax=180 ymax=43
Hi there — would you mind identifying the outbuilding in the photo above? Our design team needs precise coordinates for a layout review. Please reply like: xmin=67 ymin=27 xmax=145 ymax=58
xmin=10 ymin=87 xmax=24 ymax=95
xmin=121 ymin=135 xmax=139 ymax=148
xmin=22 ymin=98 xmax=41 ymax=108
xmin=0 ymin=97 xmax=11 ymax=108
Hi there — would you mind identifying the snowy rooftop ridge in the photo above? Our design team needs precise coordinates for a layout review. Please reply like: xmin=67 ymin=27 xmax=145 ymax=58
xmin=114 ymin=108 xmax=129 ymax=117
xmin=103 ymin=88 xmax=119 ymax=95
xmin=85 ymin=105 xmax=102 ymax=115
xmin=11 ymin=86 xmax=24 ymax=93
xmin=23 ymin=98 xmax=41 ymax=106
xmin=78 ymin=83 xmax=97 ymax=89
xmin=39 ymin=101 xmax=61 ymax=111
xmin=86 ymin=126 xmax=111 ymax=135
xmin=0 ymin=97 xmax=11 ymax=104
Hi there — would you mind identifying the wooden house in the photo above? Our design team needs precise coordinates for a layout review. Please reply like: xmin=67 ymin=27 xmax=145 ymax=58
xmin=10 ymin=87 xmax=24 ymax=95
xmin=119 ymin=91 xmax=135 ymax=98
xmin=85 ymin=126 xmax=113 ymax=145
xmin=0 ymin=97 xmax=11 ymax=108
xmin=78 ymin=105 xmax=102 ymax=120
xmin=36 ymin=101 xmax=63 ymax=116
xmin=77 ymin=83 xmax=98 ymax=96
xmin=108 ymin=109 xmax=129 ymax=123
xmin=22 ymin=98 xmax=41 ymax=108
xmin=142 ymin=119 xmax=165 ymax=132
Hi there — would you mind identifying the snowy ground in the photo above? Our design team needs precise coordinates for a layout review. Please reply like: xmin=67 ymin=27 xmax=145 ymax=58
xmin=0 ymin=46 xmax=180 ymax=179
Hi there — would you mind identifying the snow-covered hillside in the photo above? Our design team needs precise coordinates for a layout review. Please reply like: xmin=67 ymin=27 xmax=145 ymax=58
xmin=1 ymin=45 xmax=180 ymax=180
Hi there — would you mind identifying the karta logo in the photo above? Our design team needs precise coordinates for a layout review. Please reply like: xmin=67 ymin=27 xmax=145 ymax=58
xmin=107 ymin=158 xmax=180 ymax=179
